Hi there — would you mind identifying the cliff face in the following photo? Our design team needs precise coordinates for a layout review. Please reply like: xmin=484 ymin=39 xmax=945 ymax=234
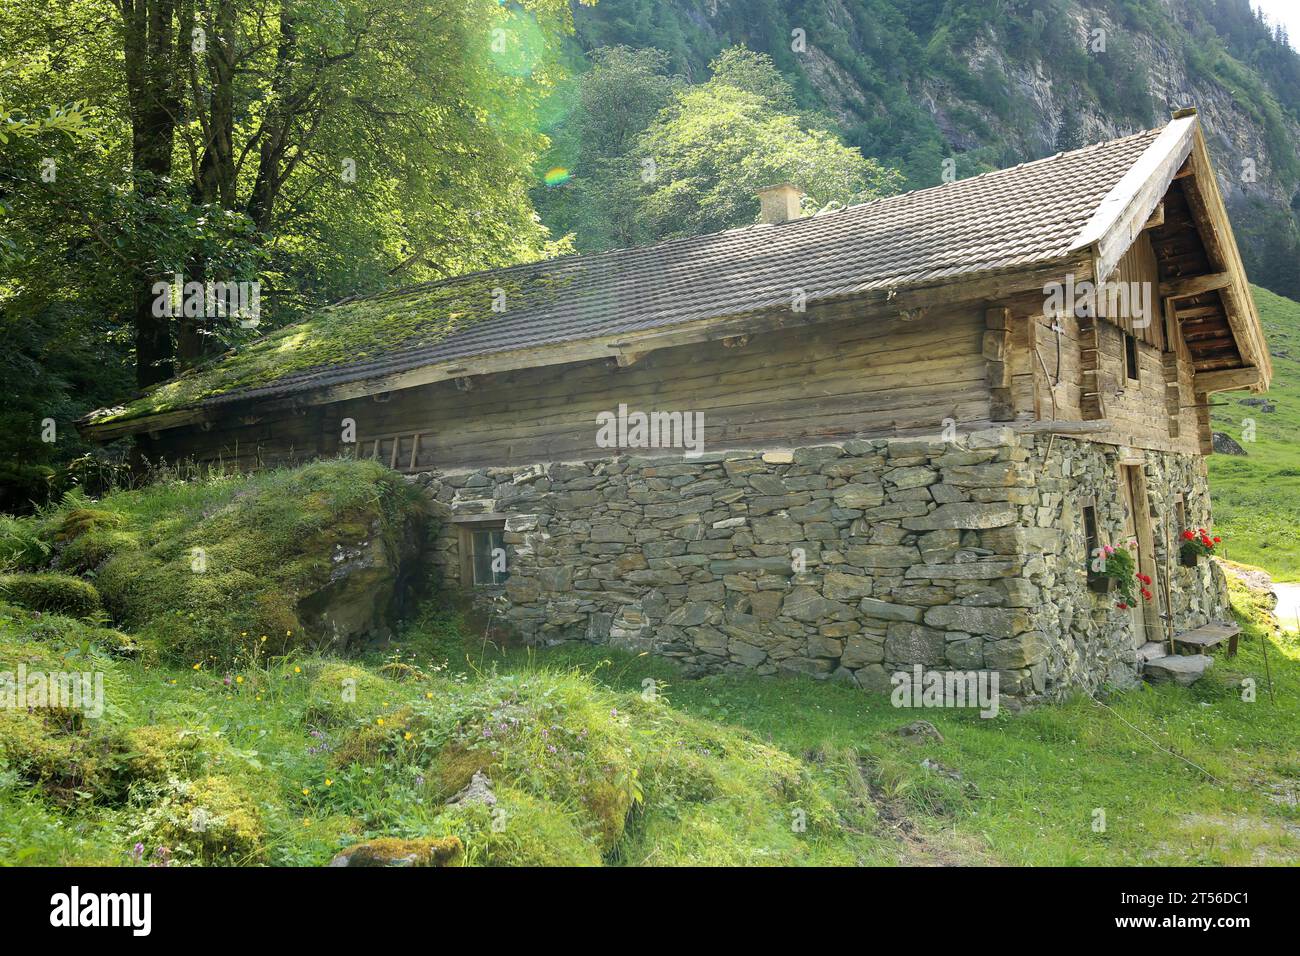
xmin=572 ymin=0 xmax=1300 ymax=296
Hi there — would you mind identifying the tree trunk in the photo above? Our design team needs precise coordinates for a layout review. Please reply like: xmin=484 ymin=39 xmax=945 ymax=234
xmin=120 ymin=0 xmax=182 ymax=387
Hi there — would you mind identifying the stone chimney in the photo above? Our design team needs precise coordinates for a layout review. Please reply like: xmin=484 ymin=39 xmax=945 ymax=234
xmin=757 ymin=183 xmax=804 ymax=225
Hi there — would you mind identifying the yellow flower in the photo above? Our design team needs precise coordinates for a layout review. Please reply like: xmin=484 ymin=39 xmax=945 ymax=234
xmin=302 ymin=818 xmax=311 ymax=828
xmin=294 ymin=666 xmax=301 ymax=674
xmin=425 ymin=692 xmax=433 ymax=700
xmin=325 ymin=779 xmax=333 ymax=787
xmin=404 ymin=732 xmax=413 ymax=741
xmin=241 ymin=632 xmax=247 ymax=637
xmin=376 ymin=718 xmax=385 ymax=726
xmin=302 ymin=788 xmax=310 ymax=796
xmin=192 ymin=663 xmax=201 ymax=671
xmin=286 ymin=630 xmax=292 ymax=636
xmin=235 ymin=675 xmax=244 ymax=684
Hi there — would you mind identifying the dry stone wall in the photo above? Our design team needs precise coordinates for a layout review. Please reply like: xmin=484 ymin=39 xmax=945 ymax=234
xmin=413 ymin=430 xmax=1229 ymax=701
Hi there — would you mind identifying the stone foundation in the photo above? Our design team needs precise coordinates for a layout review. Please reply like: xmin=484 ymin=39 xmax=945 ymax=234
xmin=413 ymin=430 xmax=1229 ymax=701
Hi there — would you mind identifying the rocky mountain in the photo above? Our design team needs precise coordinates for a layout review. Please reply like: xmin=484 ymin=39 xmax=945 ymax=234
xmin=567 ymin=0 xmax=1300 ymax=298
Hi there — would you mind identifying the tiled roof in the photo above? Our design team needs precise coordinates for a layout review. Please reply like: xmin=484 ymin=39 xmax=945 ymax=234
xmin=107 ymin=124 xmax=1169 ymax=418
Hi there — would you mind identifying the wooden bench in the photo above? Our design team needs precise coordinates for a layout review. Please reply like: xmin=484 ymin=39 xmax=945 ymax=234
xmin=1173 ymin=622 xmax=1240 ymax=658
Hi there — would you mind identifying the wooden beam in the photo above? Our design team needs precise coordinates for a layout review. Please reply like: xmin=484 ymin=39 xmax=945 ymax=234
xmin=1159 ymin=272 xmax=1230 ymax=298
xmin=1178 ymin=129 xmax=1270 ymax=381
xmin=1194 ymin=366 xmax=1262 ymax=393
xmin=1012 ymin=420 xmax=1113 ymax=435
xmin=1142 ymin=202 xmax=1165 ymax=230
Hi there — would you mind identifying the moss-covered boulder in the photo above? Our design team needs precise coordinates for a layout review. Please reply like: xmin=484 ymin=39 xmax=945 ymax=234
xmin=304 ymin=661 xmax=399 ymax=725
xmin=0 ymin=573 xmax=101 ymax=617
xmin=131 ymin=774 xmax=266 ymax=865
xmin=328 ymin=836 xmax=464 ymax=867
xmin=22 ymin=460 xmax=427 ymax=665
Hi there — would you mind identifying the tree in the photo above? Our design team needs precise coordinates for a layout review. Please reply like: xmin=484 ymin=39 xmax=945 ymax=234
xmin=0 ymin=0 xmax=589 ymax=504
xmin=632 ymin=47 xmax=902 ymax=240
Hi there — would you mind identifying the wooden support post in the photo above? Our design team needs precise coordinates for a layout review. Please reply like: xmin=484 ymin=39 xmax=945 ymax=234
xmin=985 ymin=307 xmax=1014 ymax=421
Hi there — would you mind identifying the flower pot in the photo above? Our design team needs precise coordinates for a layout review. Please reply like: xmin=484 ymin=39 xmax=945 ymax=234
xmin=1180 ymin=544 xmax=1201 ymax=568
xmin=1088 ymin=574 xmax=1116 ymax=595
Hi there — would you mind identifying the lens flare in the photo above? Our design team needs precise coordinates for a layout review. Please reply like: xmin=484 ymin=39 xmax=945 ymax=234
xmin=543 ymin=166 xmax=572 ymax=187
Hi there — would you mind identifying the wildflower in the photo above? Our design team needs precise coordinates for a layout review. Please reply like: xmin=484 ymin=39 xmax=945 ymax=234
xmin=376 ymin=718 xmax=385 ymax=726
xmin=294 ymin=666 xmax=301 ymax=674
xmin=193 ymin=663 xmax=201 ymax=671
xmin=302 ymin=787 xmax=310 ymax=796
xmin=325 ymin=779 xmax=333 ymax=787
xmin=131 ymin=843 xmax=144 ymax=862
xmin=236 ymin=675 xmax=244 ymax=684
xmin=425 ymin=692 xmax=433 ymax=700
xmin=404 ymin=732 xmax=413 ymax=741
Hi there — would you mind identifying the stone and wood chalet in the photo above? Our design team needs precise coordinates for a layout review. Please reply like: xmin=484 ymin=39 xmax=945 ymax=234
xmin=81 ymin=109 xmax=1271 ymax=699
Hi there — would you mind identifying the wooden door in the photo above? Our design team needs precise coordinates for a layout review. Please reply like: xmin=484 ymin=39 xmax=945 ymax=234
xmin=1119 ymin=464 xmax=1162 ymax=647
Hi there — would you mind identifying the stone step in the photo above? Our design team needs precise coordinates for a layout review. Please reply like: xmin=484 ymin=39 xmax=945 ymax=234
xmin=1137 ymin=641 xmax=1167 ymax=664
xmin=1173 ymin=622 xmax=1240 ymax=657
xmin=1143 ymin=653 xmax=1214 ymax=686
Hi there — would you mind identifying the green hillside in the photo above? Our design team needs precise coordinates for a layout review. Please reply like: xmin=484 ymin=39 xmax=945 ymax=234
xmin=1208 ymin=285 xmax=1300 ymax=581
xmin=550 ymin=0 xmax=1300 ymax=298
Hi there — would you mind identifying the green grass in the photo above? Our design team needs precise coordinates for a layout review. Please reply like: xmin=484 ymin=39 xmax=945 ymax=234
xmin=2 ymin=569 xmax=1295 ymax=866
xmin=1208 ymin=285 xmax=1300 ymax=581
xmin=389 ymin=579 xmax=1299 ymax=866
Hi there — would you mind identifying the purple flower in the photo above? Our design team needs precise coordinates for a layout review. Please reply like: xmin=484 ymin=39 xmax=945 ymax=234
xmin=131 ymin=843 xmax=144 ymax=862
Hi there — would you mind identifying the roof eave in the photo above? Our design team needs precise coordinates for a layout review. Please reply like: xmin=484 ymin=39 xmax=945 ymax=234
xmin=79 ymin=254 xmax=1092 ymax=443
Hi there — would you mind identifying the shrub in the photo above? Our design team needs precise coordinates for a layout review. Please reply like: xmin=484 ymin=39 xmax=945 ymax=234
xmin=0 ymin=573 xmax=101 ymax=617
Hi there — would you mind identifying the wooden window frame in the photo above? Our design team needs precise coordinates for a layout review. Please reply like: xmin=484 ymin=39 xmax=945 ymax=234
xmin=456 ymin=519 xmax=509 ymax=589
xmin=1124 ymin=332 xmax=1140 ymax=383
xmin=1081 ymin=496 xmax=1106 ymax=592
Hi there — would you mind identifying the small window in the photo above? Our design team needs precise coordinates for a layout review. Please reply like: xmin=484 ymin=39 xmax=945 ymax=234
xmin=1082 ymin=502 xmax=1099 ymax=563
xmin=459 ymin=522 xmax=509 ymax=587
xmin=1124 ymin=333 xmax=1140 ymax=382
xmin=1174 ymin=494 xmax=1187 ymax=534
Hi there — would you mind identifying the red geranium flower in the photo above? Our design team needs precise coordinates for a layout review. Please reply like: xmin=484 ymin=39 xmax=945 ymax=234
xmin=1183 ymin=530 xmax=1195 ymax=540
xmin=1213 ymin=536 xmax=1221 ymax=544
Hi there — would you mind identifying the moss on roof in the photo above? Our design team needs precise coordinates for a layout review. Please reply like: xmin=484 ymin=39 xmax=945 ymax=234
xmin=89 ymin=269 xmax=555 ymax=425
